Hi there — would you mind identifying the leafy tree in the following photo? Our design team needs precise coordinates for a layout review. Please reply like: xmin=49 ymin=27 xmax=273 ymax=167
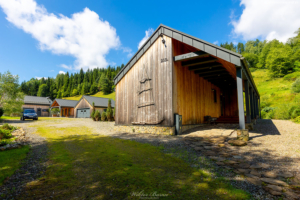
xmin=266 ymin=45 xmax=293 ymax=77
xmin=257 ymin=39 xmax=281 ymax=68
xmin=72 ymin=89 xmax=78 ymax=96
xmin=37 ymin=84 xmax=48 ymax=97
xmin=0 ymin=71 xmax=24 ymax=115
xmin=242 ymin=53 xmax=259 ymax=68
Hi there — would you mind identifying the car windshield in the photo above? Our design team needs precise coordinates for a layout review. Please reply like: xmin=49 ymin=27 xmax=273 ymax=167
xmin=24 ymin=110 xmax=35 ymax=113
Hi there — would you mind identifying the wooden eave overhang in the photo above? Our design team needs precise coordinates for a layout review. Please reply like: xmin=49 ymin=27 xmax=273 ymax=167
xmin=113 ymin=24 xmax=259 ymax=97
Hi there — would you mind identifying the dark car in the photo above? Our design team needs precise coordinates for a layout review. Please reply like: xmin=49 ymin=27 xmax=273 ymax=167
xmin=21 ymin=109 xmax=38 ymax=121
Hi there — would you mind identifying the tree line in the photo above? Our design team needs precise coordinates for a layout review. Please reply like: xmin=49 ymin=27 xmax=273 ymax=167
xmin=20 ymin=65 xmax=124 ymax=100
xmin=220 ymin=28 xmax=300 ymax=78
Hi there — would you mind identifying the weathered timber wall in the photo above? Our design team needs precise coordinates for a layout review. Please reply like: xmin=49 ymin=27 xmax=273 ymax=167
xmin=172 ymin=39 xmax=222 ymax=125
xmin=115 ymin=36 xmax=173 ymax=126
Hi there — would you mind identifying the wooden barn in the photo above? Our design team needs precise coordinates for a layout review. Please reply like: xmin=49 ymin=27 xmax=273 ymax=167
xmin=114 ymin=24 xmax=260 ymax=133
xmin=50 ymin=99 xmax=78 ymax=117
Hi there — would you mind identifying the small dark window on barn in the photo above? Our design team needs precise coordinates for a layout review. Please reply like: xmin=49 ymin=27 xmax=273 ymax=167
xmin=214 ymin=90 xmax=217 ymax=103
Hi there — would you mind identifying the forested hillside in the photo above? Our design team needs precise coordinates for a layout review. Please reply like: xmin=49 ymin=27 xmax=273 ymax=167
xmin=20 ymin=65 xmax=124 ymax=100
xmin=221 ymin=28 xmax=300 ymax=122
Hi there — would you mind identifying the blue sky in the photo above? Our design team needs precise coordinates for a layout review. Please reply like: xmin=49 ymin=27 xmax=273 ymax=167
xmin=0 ymin=0 xmax=299 ymax=82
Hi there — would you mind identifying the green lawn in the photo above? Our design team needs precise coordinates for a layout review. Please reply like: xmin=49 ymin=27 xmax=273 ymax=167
xmin=0 ymin=146 xmax=30 ymax=185
xmin=0 ymin=116 xmax=20 ymax=121
xmin=63 ymin=91 xmax=115 ymax=101
xmin=251 ymin=69 xmax=300 ymax=107
xmin=18 ymin=124 xmax=249 ymax=199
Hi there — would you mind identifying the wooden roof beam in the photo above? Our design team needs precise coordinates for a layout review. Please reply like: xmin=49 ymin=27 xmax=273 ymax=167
xmin=194 ymin=68 xmax=226 ymax=75
xmin=182 ymin=57 xmax=218 ymax=67
xmin=174 ymin=51 xmax=209 ymax=62
xmin=200 ymin=72 xmax=229 ymax=78
xmin=206 ymin=75 xmax=234 ymax=81
xmin=188 ymin=63 xmax=222 ymax=71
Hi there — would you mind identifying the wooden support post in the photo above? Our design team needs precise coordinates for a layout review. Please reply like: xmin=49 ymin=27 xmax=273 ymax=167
xmin=249 ymin=88 xmax=254 ymax=119
xmin=59 ymin=106 xmax=61 ymax=117
xmin=236 ymin=67 xmax=245 ymax=129
xmin=244 ymin=80 xmax=251 ymax=123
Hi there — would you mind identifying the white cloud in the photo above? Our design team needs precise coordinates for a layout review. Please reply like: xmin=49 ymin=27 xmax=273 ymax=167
xmin=122 ymin=47 xmax=133 ymax=58
xmin=0 ymin=0 xmax=120 ymax=70
xmin=231 ymin=0 xmax=300 ymax=42
xmin=138 ymin=28 xmax=154 ymax=49
xmin=60 ymin=64 xmax=72 ymax=70
xmin=35 ymin=76 xmax=47 ymax=80
xmin=213 ymin=40 xmax=219 ymax=45
xmin=59 ymin=71 xmax=66 ymax=74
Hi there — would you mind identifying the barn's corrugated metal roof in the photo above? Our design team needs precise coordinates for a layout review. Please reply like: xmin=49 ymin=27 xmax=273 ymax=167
xmin=52 ymin=99 xmax=78 ymax=107
xmin=113 ymin=24 xmax=259 ymax=97
xmin=82 ymin=96 xmax=115 ymax=108
xmin=24 ymin=96 xmax=52 ymax=105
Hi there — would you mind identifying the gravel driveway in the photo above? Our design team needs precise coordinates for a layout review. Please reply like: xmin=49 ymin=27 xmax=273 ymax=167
xmin=1 ymin=118 xmax=300 ymax=199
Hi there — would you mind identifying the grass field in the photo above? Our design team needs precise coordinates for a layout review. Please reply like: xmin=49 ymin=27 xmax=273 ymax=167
xmin=63 ymin=91 xmax=115 ymax=101
xmin=15 ymin=122 xmax=249 ymax=199
xmin=251 ymin=69 xmax=300 ymax=107
xmin=0 ymin=146 xmax=30 ymax=185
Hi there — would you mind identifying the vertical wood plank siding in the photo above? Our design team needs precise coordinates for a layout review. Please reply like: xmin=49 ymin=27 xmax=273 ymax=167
xmin=115 ymin=36 xmax=173 ymax=126
xmin=172 ymin=39 xmax=222 ymax=125
xmin=74 ymin=98 xmax=92 ymax=117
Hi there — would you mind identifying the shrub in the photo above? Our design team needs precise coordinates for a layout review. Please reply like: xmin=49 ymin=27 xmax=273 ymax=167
xmin=91 ymin=110 xmax=96 ymax=121
xmin=261 ymin=107 xmax=275 ymax=113
xmin=291 ymin=78 xmax=300 ymax=93
xmin=1 ymin=123 xmax=17 ymax=131
xmin=94 ymin=110 xmax=101 ymax=121
xmin=0 ymin=107 xmax=3 ymax=118
xmin=51 ymin=108 xmax=60 ymax=115
xmin=101 ymin=111 xmax=107 ymax=121
xmin=0 ymin=140 xmax=8 ymax=146
xmin=106 ymin=99 xmax=113 ymax=121
xmin=283 ymin=71 xmax=300 ymax=81
xmin=0 ymin=129 xmax=13 ymax=139
xmin=261 ymin=107 xmax=276 ymax=119
xmin=293 ymin=116 xmax=300 ymax=124
xmin=292 ymin=109 xmax=300 ymax=119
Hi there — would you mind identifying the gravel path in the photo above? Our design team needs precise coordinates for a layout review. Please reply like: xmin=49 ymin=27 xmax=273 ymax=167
xmin=0 ymin=124 xmax=49 ymax=200
xmin=1 ymin=118 xmax=300 ymax=199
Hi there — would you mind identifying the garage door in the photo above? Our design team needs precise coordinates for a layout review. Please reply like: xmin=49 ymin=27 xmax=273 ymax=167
xmin=77 ymin=108 xmax=90 ymax=118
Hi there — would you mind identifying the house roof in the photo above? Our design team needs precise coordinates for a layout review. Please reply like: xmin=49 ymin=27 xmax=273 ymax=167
xmin=24 ymin=96 xmax=52 ymax=105
xmin=80 ymin=95 xmax=115 ymax=108
xmin=51 ymin=99 xmax=78 ymax=107
xmin=113 ymin=24 xmax=259 ymax=97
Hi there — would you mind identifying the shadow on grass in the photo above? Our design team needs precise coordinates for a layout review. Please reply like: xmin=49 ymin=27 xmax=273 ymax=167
xmin=15 ymin=131 xmax=250 ymax=200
